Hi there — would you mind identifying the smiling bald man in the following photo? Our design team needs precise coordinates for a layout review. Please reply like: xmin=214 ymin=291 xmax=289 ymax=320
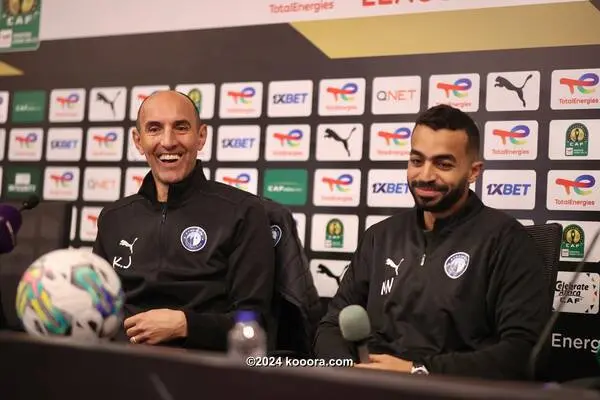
xmin=92 ymin=90 xmax=275 ymax=351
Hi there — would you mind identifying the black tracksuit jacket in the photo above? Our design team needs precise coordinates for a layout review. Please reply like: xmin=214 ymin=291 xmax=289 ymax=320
xmin=314 ymin=191 xmax=551 ymax=380
xmin=92 ymin=162 xmax=275 ymax=351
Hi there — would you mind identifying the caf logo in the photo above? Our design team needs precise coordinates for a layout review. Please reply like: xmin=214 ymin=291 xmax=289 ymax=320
xmin=188 ymin=89 xmax=202 ymax=114
xmin=561 ymin=224 xmax=585 ymax=259
xmin=325 ymin=218 xmax=344 ymax=249
xmin=565 ymin=123 xmax=588 ymax=157
xmin=5 ymin=0 xmax=37 ymax=16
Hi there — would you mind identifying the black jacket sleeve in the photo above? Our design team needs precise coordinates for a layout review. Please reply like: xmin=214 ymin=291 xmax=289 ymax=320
xmin=269 ymin=201 xmax=321 ymax=356
xmin=182 ymin=197 xmax=276 ymax=350
xmin=421 ymin=223 xmax=551 ymax=380
xmin=92 ymin=209 xmax=108 ymax=260
xmin=313 ymin=232 xmax=373 ymax=361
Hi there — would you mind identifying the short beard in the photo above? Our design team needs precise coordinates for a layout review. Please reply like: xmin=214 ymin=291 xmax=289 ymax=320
xmin=409 ymin=176 xmax=469 ymax=213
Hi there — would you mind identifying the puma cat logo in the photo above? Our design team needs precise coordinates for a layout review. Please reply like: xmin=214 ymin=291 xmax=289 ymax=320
xmin=324 ymin=127 xmax=356 ymax=157
xmin=385 ymin=258 xmax=404 ymax=276
xmin=96 ymin=90 xmax=122 ymax=117
xmin=119 ymin=238 xmax=138 ymax=254
xmin=317 ymin=263 xmax=349 ymax=286
xmin=494 ymin=74 xmax=533 ymax=107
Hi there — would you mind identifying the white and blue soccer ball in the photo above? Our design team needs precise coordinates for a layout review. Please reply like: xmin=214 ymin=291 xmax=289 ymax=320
xmin=15 ymin=248 xmax=125 ymax=342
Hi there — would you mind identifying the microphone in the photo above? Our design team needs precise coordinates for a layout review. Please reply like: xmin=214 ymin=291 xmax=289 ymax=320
xmin=20 ymin=194 xmax=40 ymax=212
xmin=527 ymin=227 xmax=600 ymax=380
xmin=0 ymin=195 xmax=40 ymax=254
xmin=339 ymin=304 xmax=371 ymax=364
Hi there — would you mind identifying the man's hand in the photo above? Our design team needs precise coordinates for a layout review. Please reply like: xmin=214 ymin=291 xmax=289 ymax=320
xmin=353 ymin=354 xmax=413 ymax=373
xmin=124 ymin=309 xmax=187 ymax=345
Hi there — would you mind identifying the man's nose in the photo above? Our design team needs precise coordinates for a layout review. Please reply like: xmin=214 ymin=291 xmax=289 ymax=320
xmin=160 ymin=128 xmax=177 ymax=148
xmin=419 ymin=162 xmax=436 ymax=182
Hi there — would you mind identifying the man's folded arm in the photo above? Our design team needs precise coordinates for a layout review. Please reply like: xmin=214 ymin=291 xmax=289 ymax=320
xmin=182 ymin=198 xmax=275 ymax=350
xmin=313 ymin=233 xmax=372 ymax=361
xmin=421 ymin=225 xmax=551 ymax=380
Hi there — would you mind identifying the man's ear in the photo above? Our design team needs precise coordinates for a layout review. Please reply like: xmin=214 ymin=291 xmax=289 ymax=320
xmin=132 ymin=128 xmax=144 ymax=155
xmin=197 ymin=124 xmax=208 ymax=152
xmin=468 ymin=160 xmax=484 ymax=184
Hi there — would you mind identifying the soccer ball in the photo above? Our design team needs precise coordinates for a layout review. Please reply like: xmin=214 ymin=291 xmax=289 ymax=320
xmin=15 ymin=248 xmax=125 ymax=342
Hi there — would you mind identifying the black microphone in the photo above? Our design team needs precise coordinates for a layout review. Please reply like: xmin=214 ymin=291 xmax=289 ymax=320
xmin=528 ymin=227 xmax=600 ymax=380
xmin=19 ymin=194 xmax=40 ymax=212
xmin=339 ymin=304 xmax=371 ymax=364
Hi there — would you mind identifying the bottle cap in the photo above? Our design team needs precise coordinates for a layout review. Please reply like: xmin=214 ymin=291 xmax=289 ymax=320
xmin=235 ymin=310 xmax=257 ymax=323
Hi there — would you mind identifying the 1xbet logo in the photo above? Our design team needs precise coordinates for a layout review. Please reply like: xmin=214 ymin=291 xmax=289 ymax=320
xmin=272 ymin=93 xmax=308 ymax=104
xmin=486 ymin=183 xmax=532 ymax=195
xmin=372 ymin=182 xmax=409 ymax=194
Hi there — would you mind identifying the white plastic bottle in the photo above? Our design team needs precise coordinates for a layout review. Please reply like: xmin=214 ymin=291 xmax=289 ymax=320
xmin=227 ymin=310 xmax=267 ymax=362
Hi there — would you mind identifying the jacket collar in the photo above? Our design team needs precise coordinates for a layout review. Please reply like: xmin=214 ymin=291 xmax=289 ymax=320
xmin=138 ymin=160 xmax=206 ymax=208
xmin=416 ymin=189 xmax=483 ymax=233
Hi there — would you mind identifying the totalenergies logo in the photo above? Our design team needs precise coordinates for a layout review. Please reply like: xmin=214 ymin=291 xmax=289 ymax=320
xmin=273 ymin=128 xmax=303 ymax=147
xmin=322 ymin=174 xmax=353 ymax=192
xmin=132 ymin=175 xmax=144 ymax=187
xmin=93 ymin=131 xmax=118 ymax=147
xmin=86 ymin=214 xmax=98 ymax=226
xmin=16 ymin=132 xmax=38 ymax=147
xmin=560 ymin=73 xmax=599 ymax=95
xmin=327 ymin=83 xmax=358 ymax=102
xmin=437 ymin=78 xmax=471 ymax=98
xmin=378 ymin=127 xmax=411 ymax=146
xmin=493 ymin=125 xmax=530 ymax=145
xmin=227 ymin=87 xmax=255 ymax=104
xmin=555 ymin=174 xmax=596 ymax=196
xmin=56 ymin=93 xmax=80 ymax=108
xmin=50 ymin=172 xmax=74 ymax=187
xmin=222 ymin=173 xmax=250 ymax=190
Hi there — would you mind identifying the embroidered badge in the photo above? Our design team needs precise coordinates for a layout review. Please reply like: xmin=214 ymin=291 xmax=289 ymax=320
xmin=271 ymin=225 xmax=282 ymax=247
xmin=180 ymin=226 xmax=208 ymax=252
xmin=444 ymin=252 xmax=470 ymax=279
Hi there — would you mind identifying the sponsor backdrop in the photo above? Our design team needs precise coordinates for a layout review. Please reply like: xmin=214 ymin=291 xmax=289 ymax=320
xmin=1 ymin=0 xmax=600 ymax=382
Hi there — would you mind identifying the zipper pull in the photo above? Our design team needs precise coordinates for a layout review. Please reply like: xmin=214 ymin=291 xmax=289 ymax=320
xmin=161 ymin=204 xmax=167 ymax=223
xmin=420 ymin=254 xmax=426 ymax=266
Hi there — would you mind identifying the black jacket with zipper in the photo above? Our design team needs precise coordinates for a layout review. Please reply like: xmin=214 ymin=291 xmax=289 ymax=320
xmin=92 ymin=161 xmax=275 ymax=351
xmin=314 ymin=191 xmax=551 ymax=380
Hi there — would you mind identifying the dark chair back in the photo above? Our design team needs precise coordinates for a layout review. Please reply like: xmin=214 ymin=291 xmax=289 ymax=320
xmin=523 ymin=223 xmax=562 ymax=300
xmin=523 ymin=222 xmax=563 ymax=381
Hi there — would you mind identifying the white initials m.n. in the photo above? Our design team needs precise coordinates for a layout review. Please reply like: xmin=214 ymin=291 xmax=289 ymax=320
xmin=381 ymin=278 xmax=394 ymax=295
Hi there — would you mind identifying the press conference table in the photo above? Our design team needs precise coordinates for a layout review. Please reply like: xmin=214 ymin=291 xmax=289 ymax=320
xmin=0 ymin=332 xmax=597 ymax=400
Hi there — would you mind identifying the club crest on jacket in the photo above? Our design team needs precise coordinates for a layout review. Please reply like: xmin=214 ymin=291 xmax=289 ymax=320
xmin=444 ymin=252 xmax=470 ymax=279
xmin=180 ymin=226 xmax=208 ymax=252
xmin=271 ymin=225 xmax=282 ymax=247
